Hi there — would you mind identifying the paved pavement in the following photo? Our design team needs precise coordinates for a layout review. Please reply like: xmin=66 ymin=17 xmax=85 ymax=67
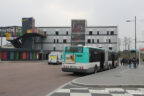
xmin=48 ymin=64 xmax=144 ymax=96
xmin=71 ymin=64 xmax=144 ymax=87
xmin=49 ymin=83 xmax=144 ymax=96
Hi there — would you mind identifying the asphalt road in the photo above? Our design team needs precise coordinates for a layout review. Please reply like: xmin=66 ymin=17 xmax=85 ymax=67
xmin=0 ymin=61 xmax=80 ymax=96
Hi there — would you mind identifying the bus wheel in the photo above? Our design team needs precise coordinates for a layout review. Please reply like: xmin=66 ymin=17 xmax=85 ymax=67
xmin=94 ymin=66 xmax=98 ymax=73
xmin=73 ymin=72 xmax=80 ymax=75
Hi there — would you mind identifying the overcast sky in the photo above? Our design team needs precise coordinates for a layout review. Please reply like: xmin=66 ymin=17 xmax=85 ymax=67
xmin=0 ymin=0 xmax=144 ymax=49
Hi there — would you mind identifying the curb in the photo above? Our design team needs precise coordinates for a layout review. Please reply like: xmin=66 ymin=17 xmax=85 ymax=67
xmin=70 ymin=65 xmax=144 ymax=88
xmin=71 ymin=80 xmax=144 ymax=88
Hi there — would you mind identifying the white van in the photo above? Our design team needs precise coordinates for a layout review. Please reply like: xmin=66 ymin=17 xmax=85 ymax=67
xmin=48 ymin=52 xmax=62 ymax=64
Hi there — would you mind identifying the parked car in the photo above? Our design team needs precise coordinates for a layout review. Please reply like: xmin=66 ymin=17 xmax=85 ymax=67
xmin=48 ymin=52 xmax=62 ymax=64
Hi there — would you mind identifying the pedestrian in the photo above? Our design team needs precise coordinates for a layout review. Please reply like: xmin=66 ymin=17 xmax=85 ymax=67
xmin=125 ymin=58 xmax=129 ymax=66
xmin=128 ymin=59 xmax=132 ymax=68
xmin=136 ymin=58 xmax=139 ymax=67
xmin=132 ymin=58 xmax=137 ymax=69
xmin=123 ymin=58 xmax=126 ymax=66
xmin=120 ymin=58 xmax=123 ymax=66
xmin=123 ymin=58 xmax=125 ymax=66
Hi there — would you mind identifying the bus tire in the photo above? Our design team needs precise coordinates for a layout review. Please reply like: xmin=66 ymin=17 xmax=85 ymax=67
xmin=94 ymin=66 xmax=98 ymax=73
xmin=73 ymin=72 xmax=80 ymax=75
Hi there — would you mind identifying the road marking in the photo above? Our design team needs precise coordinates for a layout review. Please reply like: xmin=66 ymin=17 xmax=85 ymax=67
xmin=70 ymin=93 xmax=91 ymax=96
xmin=70 ymin=88 xmax=88 ymax=90
xmin=56 ymin=89 xmax=70 ymax=93
xmin=89 ymin=89 xmax=109 ymax=94
xmin=112 ymin=93 xmax=133 ymax=96
xmin=126 ymin=90 xmax=144 ymax=95
xmin=105 ymin=88 xmax=125 ymax=92
xmin=138 ymin=88 xmax=144 ymax=94
xmin=45 ymin=81 xmax=72 ymax=96
xmin=48 ymin=86 xmax=144 ymax=96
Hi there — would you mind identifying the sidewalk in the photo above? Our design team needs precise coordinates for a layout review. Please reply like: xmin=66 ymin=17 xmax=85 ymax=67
xmin=71 ymin=64 xmax=144 ymax=87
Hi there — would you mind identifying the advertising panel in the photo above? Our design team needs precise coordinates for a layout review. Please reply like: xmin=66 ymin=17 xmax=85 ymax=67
xmin=71 ymin=20 xmax=86 ymax=45
xmin=22 ymin=18 xmax=35 ymax=34
xmin=65 ymin=54 xmax=75 ymax=63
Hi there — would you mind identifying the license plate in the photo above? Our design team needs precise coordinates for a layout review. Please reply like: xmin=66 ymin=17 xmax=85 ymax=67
xmin=69 ymin=66 xmax=77 ymax=68
xmin=50 ymin=56 xmax=56 ymax=59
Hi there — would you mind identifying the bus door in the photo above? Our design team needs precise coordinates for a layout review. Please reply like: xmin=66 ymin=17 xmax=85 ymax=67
xmin=100 ymin=52 xmax=105 ymax=70
xmin=112 ymin=54 xmax=115 ymax=67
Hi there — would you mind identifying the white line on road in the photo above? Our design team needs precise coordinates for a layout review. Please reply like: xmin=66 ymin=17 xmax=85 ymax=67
xmin=45 ymin=81 xmax=72 ymax=96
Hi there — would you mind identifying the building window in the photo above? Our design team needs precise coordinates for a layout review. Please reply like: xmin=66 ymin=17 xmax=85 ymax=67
xmin=109 ymin=39 xmax=111 ymax=43
xmin=97 ymin=39 xmax=99 ymax=43
xmin=92 ymin=39 xmax=94 ymax=43
xmin=87 ymin=39 xmax=91 ymax=43
xmin=97 ymin=31 xmax=99 ymax=35
xmin=66 ymin=31 xmax=68 ymax=35
xmin=89 ymin=31 xmax=93 ymax=35
xmin=110 ymin=31 xmax=114 ymax=35
xmin=56 ymin=31 xmax=59 ymax=35
xmin=63 ymin=39 xmax=67 ymax=43
xmin=106 ymin=39 xmax=109 ymax=42
xmin=53 ymin=47 xmax=55 ymax=51
xmin=109 ymin=47 xmax=112 ymax=50
xmin=107 ymin=31 xmax=109 ymax=35
xmin=57 ymin=39 xmax=59 ymax=43
xmin=106 ymin=39 xmax=107 ymax=42
xmin=54 ymin=39 xmax=55 ymax=43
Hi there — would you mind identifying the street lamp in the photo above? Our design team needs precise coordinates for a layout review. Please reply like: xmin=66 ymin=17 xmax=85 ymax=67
xmin=126 ymin=16 xmax=137 ymax=58
xmin=0 ymin=27 xmax=2 ymax=48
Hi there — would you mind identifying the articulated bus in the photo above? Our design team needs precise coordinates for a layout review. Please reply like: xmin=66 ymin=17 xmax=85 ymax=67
xmin=62 ymin=46 xmax=118 ymax=74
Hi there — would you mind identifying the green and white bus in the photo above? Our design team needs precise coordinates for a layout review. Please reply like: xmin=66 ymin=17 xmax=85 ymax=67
xmin=62 ymin=46 xmax=118 ymax=74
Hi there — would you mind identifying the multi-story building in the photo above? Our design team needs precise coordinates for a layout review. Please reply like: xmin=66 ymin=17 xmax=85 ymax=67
xmin=1 ymin=20 xmax=118 ymax=54
xmin=37 ymin=26 xmax=118 ymax=53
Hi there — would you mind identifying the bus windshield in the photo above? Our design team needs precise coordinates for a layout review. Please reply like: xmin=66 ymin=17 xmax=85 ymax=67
xmin=65 ymin=46 xmax=83 ymax=53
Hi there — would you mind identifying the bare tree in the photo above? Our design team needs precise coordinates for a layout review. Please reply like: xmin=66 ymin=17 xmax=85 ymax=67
xmin=127 ymin=37 xmax=132 ymax=50
xmin=117 ymin=38 xmax=121 ymax=51
xmin=124 ymin=37 xmax=128 ymax=50
xmin=122 ymin=37 xmax=132 ymax=50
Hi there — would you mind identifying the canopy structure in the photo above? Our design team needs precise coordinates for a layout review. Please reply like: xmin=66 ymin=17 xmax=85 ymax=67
xmin=140 ymin=49 xmax=144 ymax=51
xmin=138 ymin=48 xmax=144 ymax=64
xmin=130 ymin=49 xmax=139 ymax=52
xmin=140 ymin=49 xmax=144 ymax=53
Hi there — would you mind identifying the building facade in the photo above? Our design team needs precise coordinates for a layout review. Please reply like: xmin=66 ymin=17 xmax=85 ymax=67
xmin=37 ymin=25 xmax=118 ymax=53
xmin=1 ymin=20 xmax=118 ymax=54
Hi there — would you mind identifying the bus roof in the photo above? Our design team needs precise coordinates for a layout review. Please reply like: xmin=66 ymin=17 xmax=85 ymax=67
xmin=64 ymin=45 xmax=116 ymax=52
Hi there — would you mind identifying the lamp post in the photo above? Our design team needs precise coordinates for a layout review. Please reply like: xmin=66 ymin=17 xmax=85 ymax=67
xmin=126 ymin=16 xmax=137 ymax=58
xmin=0 ymin=27 xmax=2 ymax=48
